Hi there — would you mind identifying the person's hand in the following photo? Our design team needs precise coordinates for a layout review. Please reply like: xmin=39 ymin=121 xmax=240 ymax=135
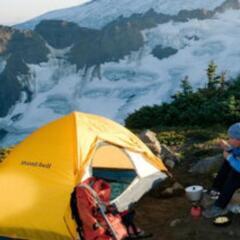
xmin=223 ymin=151 xmax=230 ymax=159
xmin=219 ymin=139 xmax=230 ymax=150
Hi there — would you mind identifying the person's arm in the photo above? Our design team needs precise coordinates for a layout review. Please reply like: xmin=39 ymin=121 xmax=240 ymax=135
xmin=226 ymin=154 xmax=240 ymax=172
xmin=220 ymin=139 xmax=232 ymax=151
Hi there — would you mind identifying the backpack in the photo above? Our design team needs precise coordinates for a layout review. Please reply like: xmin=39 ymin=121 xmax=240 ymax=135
xmin=70 ymin=189 xmax=84 ymax=239
xmin=74 ymin=177 xmax=128 ymax=240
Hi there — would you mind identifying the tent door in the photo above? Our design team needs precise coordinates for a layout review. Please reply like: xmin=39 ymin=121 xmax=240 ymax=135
xmin=83 ymin=142 xmax=167 ymax=211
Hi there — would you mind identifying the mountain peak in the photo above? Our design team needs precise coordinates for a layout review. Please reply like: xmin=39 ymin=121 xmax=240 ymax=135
xmin=18 ymin=0 xmax=232 ymax=30
xmin=1 ymin=0 xmax=240 ymax=147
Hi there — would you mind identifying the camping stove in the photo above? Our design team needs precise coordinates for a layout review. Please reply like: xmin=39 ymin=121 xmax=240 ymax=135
xmin=185 ymin=185 xmax=204 ymax=217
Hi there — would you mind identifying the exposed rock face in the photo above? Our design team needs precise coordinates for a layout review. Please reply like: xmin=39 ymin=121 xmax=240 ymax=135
xmin=216 ymin=0 xmax=240 ymax=12
xmin=6 ymin=30 xmax=49 ymax=64
xmin=0 ymin=26 xmax=13 ymax=54
xmin=152 ymin=46 xmax=178 ymax=60
xmin=35 ymin=19 xmax=144 ymax=69
xmin=35 ymin=20 xmax=95 ymax=49
xmin=0 ymin=26 xmax=49 ymax=117
xmin=0 ymin=55 xmax=27 ymax=117
xmin=69 ymin=22 xmax=144 ymax=69
xmin=33 ymin=0 xmax=240 ymax=70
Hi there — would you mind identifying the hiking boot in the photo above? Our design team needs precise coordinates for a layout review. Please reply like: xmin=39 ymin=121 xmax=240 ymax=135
xmin=202 ymin=205 xmax=228 ymax=219
xmin=208 ymin=190 xmax=220 ymax=200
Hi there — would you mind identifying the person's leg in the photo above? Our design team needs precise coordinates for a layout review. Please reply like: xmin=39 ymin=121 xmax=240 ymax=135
xmin=215 ymin=168 xmax=240 ymax=209
xmin=211 ymin=160 xmax=232 ymax=192
xmin=203 ymin=166 xmax=240 ymax=218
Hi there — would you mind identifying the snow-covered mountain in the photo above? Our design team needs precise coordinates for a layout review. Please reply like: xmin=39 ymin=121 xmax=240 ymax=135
xmin=0 ymin=0 xmax=240 ymax=146
xmin=18 ymin=0 xmax=231 ymax=30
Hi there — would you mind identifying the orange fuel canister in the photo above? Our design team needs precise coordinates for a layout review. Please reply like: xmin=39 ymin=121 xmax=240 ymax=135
xmin=190 ymin=206 xmax=202 ymax=218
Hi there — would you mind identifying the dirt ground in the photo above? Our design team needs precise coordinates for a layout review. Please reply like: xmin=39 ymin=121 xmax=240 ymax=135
xmin=134 ymin=149 xmax=240 ymax=240
xmin=134 ymin=165 xmax=240 ymax=240
xmin=132 ymin=135 xmax=240 ymax=240
xmin=135 ymin=194 xmax=240 ymax=240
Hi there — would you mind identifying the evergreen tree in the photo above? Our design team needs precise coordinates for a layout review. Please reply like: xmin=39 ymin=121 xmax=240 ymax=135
xmin=125 ymin=63 xmax=240 ymax=129
xmin=206 ymin=60 xmax=218 ymax=89
xmin=180 ymin=76 xmax=193 ymax=95
xmin=219 ymin=71 xmax=227 ymax=90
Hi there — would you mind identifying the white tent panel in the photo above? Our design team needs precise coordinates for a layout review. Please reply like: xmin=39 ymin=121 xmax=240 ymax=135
xmin=111 ymin=172 xmax=167 ymax=211
xmin=126 ymin=150 xmax=159 ymax=178
xmin=111 ymin=150 xmax=167 ymax=211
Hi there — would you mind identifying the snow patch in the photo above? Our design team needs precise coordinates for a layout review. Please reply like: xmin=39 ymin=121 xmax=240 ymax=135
xmin=19 ymin=0 xmax=227 ymax=30
xmin=1 ymin=8 xmax=240 ymax=147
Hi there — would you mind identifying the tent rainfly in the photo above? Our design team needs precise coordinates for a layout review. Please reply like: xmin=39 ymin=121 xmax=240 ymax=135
xmin=0 ymin=112 xmax=167 ymax=240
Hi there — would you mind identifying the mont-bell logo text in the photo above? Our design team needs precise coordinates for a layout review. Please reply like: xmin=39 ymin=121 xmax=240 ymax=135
xmin=21 ymin=160 xmax=52 ymax=169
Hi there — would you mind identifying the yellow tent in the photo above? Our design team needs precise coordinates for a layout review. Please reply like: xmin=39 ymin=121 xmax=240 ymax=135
xmin=0 ymin=112 xmax=167 ymax=240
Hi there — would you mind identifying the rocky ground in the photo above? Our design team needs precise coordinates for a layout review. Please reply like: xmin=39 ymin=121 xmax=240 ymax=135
xmin=135 ymin=128 xmax=240 ymax=240
xmin=136 ymin=194 xmax=240 ymax=240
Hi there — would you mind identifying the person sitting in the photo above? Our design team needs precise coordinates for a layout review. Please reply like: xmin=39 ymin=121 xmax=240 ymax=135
xmin=203 ymin=122 xmax=240 ymax=218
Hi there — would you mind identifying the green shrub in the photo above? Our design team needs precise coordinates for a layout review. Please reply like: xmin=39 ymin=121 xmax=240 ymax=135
xmin=157 ymin=131 xmax=185 ymax=146
xmin=125 ymin=62 xmax=240 ymax=129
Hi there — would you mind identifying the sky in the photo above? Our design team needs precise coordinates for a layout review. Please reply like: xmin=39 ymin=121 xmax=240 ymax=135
xmin=0 ymin=0 xmax=90 ymax=26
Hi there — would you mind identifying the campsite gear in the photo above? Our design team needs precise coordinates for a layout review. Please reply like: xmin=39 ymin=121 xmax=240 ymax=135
xmin=190 ymin=205 xmax=202 ymax=218
xmin=70 ymin=189 xmax=84 ymax=239
xmin=76 ymin=177 xmax=127 ymax=240
xmin=185 ymin=185 xmax=203 ymax=202
xmin=0 ymin=112 xmax=167 ymax=240
xmin=213 ymin=215 xmax=231 ymax=226
xmin=186 ymin=186 xmax=204 ymax=218
xmin=202 ymin=205 xmax=228 ymax=219
xmin=208 ymin=189 xmax=220 ymax=200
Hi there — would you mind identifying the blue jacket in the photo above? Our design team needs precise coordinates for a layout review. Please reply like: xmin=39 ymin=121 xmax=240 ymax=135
xmin=226 ymin=147 xmax=240 ymax=173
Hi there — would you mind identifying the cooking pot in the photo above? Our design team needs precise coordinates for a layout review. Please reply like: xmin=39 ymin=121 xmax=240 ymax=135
xmin=185 ymin=185 xmax=203 ymax=202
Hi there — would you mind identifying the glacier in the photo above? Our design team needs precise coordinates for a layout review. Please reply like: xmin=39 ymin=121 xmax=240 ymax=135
xmin=1 ymin=3 xmax=240 ymax=146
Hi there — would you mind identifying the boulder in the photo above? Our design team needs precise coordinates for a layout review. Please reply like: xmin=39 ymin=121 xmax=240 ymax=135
xmin=139 ymin=130 xmax=181 ymax=169
xmin=165 ymin=159 xmax=176 ymax=169
xmin=189 ymin=154 xmax=223 ymax=174
xmin=160 ymin=182 xmax=185 ymax=198
xmin=150 ymin=180 xmax=185 ymax=198
xmin=139 ymin=129 xmax=158 ymax=143
xmin=160 ymin=144 xmax=180 ymax=168
xmin=139 ymin=130 xmax=161 ymax=156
